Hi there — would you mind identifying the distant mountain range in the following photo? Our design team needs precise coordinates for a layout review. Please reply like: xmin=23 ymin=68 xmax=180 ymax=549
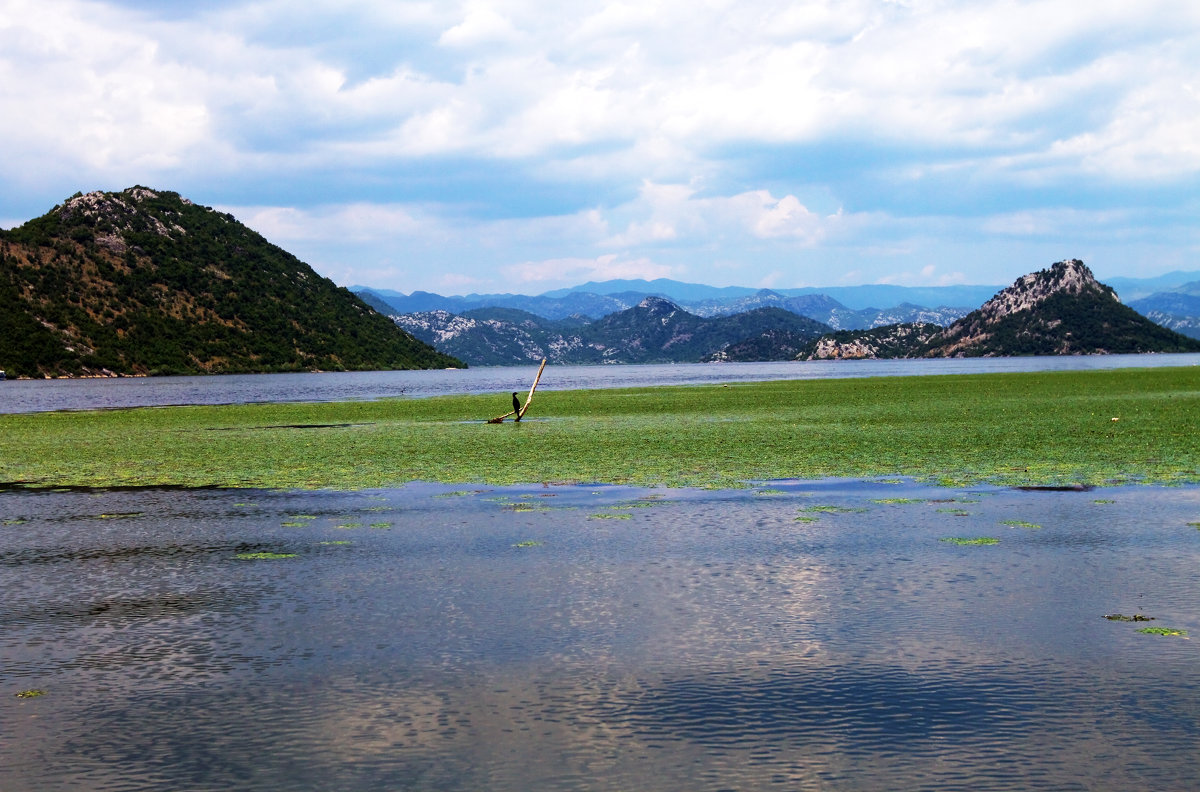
xmin=388 ymin=260 xmax=1200 ymax=365
xmin=0 ymin=188 xmax=461 ymax=378
xmin=359 ymin=284 xmax=979 ymax=331
xmin=395 ymin=300 xmax=831 ymax=366
xmin=357 ymin=269 xmax=1200 ymax=338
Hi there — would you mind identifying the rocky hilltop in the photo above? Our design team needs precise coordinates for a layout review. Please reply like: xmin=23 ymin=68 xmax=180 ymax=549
xmin=0 ymin=187 xmax=461 ymax=377
xmin=920 ymin=259 xmax=1198 ymax=356
xmin=804 ymin=259 xmax=1200 ymax=359
xmin=804 ymin=323 xmax=943 ymax=360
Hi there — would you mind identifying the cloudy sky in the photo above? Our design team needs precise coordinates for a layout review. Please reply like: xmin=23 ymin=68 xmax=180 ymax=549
xmin=1 ymin=0 xmax=1198 ymax=295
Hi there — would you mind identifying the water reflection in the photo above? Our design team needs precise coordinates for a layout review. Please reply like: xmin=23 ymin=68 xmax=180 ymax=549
xmin=2 ymin=481 xmax=1198 ymax=791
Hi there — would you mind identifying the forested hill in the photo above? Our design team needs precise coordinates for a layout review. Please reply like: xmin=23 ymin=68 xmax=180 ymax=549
xmin=0 ymin=187 xmax=462 ymax=377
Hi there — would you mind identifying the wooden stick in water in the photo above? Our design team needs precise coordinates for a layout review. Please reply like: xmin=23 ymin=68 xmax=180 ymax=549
xmin=487 ymin=358 xmax=547 ymax=423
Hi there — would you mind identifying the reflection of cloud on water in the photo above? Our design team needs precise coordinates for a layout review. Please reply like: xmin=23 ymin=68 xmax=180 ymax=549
xmin=5 ymin=482 xmax=1200 ymax=790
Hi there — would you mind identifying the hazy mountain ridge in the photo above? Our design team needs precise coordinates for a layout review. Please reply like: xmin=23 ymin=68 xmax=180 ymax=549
xmin=360 ymin=284 xmax=974 ymax=330
xmin=394 ymin=298 xmax=831 ymax=366
xmin=0 ymin=187 xmax=461 ymax=377
xmin=1128 ymin=286 xmax=1200 ymax=340
xmin=361 ymin=268 xmax=1200 ymax=336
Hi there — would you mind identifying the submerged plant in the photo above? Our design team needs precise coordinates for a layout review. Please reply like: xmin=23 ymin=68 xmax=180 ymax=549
xmin=235 ymin=552 xmax=297 ymax=560
xmin=1137 ymin=627 xmax=1187 ymax=637
xmin=940 ymin=536 xmax=1000 ymax=546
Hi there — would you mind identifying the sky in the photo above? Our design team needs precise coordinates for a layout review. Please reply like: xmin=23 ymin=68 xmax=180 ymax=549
xmin=1 ymin=0 xmax=1198 ymax=296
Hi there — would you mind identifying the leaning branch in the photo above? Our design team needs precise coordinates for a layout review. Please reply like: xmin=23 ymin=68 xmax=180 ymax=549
xmin=487 ymin=358 xmax=548 ymax=423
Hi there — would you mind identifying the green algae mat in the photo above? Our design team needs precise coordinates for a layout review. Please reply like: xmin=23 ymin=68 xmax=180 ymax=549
xmin=1 ymin=367 xmax=1197 ymax=490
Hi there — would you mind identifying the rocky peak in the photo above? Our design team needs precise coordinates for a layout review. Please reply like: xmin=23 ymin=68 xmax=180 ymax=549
xmin=55 ymin=187 xmax=196 ymax=254
xmin=636 ymin=295 xmax=680 ymax=316
xmin=978 ymin=259 xmax=1113 ymax=322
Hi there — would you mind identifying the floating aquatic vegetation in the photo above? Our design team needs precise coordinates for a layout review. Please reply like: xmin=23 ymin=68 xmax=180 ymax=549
xmin=3 ymin=518 xmax=28 ymax=525
xmin=280 ymin=521 xmax=306 ymax=528
xmin=369 ymin=522 xmax=391 ymax=529
xmin=289 ymin=514 xmax=318 ymax=521
xmin=1093 ymin=499 xmax=1115 ymax=504
xmin=589 ymin=513 xmax=632 ymax=520
xmin=940 ymin=537 xmax=1000 ymax=546
xmin=318 ymin=541 xmax=352 ymax=546
xmin=334 ymin=522 xmax=362 ymax=530
xmin=1137 ymin=627 xmax=1187 ymax=637
xmin=871 ymin=497 xmax=925 ymax=505
xmin=754 ymin=489 xmax=787 ymax=496
xmin=96 ymin=512 xmax=143 ymax=520
xmin=1001 ymin=520 xmax=1042 ymax=529
xmin=1104 ymin=614 xmax=1155 ymax=622
xmin=937 ymin=508 xmax=971 ymax=516
xmin=503 ymin=503 xmax=550 ymax=513
xmin=15 ymin=689 xmax=45 ymax=698
xmin=794 ymin=516 xmax=819 ymax=523
xmin=799 ymin=505 xmax=869 ymax=514
xmin=512 ymin=540 xmax=543 ymax=548
xmin=359 ymin=506 xmax=389 ymax=512
xmin=235 ymin=552 xmax=297 ymax=560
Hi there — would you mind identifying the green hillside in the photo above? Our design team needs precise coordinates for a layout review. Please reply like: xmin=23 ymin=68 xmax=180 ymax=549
xmin=0 ymin=187 xmax=462 ymax=377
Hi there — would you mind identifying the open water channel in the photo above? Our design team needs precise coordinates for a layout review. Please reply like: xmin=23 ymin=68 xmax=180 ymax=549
xmin=2 ymin=479 xmax=1199 ymax=791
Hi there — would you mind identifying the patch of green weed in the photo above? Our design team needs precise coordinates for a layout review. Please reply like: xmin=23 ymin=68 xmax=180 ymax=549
xmin=940 ymin=537 xmax=1000 ymax=546
xmin=1137 ymin=627 xmax=1187 ymax=637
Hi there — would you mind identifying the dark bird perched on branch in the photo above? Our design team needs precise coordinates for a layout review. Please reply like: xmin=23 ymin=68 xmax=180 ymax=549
xmin=512 ymin=392 xmax=521 ymax=421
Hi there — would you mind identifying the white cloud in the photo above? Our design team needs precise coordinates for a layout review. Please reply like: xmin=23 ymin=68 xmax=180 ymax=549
xmin=2 ymin=0 xmax=1199 ymax=290
xmin=438 ymin=2 xmax=522 ymax=48
xmin=223 ymin=203 xmax=427 ymax=244
xmin=505 ymin=253 xmax=677 ymax=286
xmin=602 ymin=182 xmax=845 ymax=248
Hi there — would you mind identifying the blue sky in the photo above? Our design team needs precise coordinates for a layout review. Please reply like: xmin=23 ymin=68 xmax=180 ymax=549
xmin=1 ymin=0 xmax=1198 ymax=295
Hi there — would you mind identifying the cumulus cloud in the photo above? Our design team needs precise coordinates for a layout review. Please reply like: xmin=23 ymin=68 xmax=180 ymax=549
xmin=2 ymin=0 xmax=1198 ymax=289
xmin=505 ymin=254 xmax=677 ymax=287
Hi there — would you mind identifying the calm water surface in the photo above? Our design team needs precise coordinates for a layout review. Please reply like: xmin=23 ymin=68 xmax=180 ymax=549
xmin=3 ymin=480 xmax=1198 ymax=791
xmin=5 ymin=353 xmax=1200 ymax=413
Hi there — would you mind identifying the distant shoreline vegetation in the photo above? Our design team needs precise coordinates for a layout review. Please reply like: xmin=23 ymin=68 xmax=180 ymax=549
xmin=1 ymin=367 xmax=1196 ymax=491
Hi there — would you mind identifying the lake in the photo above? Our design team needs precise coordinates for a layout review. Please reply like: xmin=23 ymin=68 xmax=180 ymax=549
xmin=3 ymin=479 xmax=1198 ymax=791
xmin=4 ymin=353 xmax=1200 ymax=414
